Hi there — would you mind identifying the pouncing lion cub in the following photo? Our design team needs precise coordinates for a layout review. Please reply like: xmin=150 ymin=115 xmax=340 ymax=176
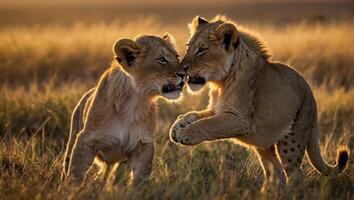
xmin=61 ymin=34 xmax=185 ymax=186
xmin=170 ymin=16 xmax=349 ymax=190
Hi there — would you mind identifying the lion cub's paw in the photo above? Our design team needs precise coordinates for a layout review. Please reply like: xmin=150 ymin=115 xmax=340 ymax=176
xmin=170 ymin=113 xmax=198 ymax=143
xmin=175 ymin=130 xmax=193 ymax=145
xmin=175 ymin=128 xmax=203 ymax=145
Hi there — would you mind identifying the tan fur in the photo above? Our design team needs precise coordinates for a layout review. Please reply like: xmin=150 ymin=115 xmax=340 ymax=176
xmin=61 ymin=34 xmax=185 ymax=187
xmin=170 ymin=16 xmax=349 ymax=190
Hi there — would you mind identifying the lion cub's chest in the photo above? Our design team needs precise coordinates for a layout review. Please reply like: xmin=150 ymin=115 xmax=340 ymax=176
xmin=93 ymin=108 xmax=155 ymax=163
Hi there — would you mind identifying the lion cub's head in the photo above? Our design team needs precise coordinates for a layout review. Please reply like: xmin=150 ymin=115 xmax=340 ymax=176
xmin=182 ymin=16 xmax=239 ymax=92
xmin=113 ymin=35 xmax=186 ymax=100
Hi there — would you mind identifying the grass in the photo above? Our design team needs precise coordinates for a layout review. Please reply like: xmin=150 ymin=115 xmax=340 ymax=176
xmin=0 ymin=17 xmax=353 ymax=199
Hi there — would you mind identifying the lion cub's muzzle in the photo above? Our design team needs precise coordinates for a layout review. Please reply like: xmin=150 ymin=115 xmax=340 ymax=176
xmin=161 ymin=72 xmax=186 ymax=94
xmin=161 ymin=81 xmax=184 ymax=93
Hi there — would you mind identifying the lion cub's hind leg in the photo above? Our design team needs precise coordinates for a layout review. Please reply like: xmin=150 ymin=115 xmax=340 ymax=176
xmin=276 ymin=126 xmax=307 ymax=185
xmin=68 ymin=131 xmax=98 ymax=185
xmin=256 ymin=146 xmax=286 ymax=192
xmin=61 ymin=88 xmax=95 ymax=182
xmin=276 ymin=101 xmax=313 ymax=185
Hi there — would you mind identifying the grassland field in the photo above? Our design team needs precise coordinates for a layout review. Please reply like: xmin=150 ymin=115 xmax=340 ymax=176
xmin=0 ymin=2 xmax=353 ymax=200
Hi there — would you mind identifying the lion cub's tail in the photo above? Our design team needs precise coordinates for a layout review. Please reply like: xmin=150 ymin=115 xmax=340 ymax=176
xmin=306 ymin=119 xmax=349 ymax=176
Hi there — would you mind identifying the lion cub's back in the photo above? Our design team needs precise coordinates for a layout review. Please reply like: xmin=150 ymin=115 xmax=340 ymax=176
xmin=251 ymin=62 xmax=312 ymax=146
xmin=270 ymin=62 xmax=314 ymax=97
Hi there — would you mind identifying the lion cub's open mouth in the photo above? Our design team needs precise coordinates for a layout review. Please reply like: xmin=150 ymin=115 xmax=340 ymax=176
xmin=161 ymin=79 xmax=184 ymax=100
xmin=188 ymin=76 xmax=206 ymax=85
xmin=187 ymin=75 xmax=206 ymax=92
xmin=162 ymin=79 xmax=184 ymax=94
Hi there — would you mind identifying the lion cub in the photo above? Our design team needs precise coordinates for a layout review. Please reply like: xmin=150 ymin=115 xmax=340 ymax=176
xmin=61 ymin=35 xmax=185 ymax=186
xmin=170 ymin=16 xmax=349 ymax=191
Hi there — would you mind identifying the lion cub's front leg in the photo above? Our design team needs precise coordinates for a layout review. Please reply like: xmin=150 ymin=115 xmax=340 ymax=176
xmin=170 ymin=110 xmax=214 ymax=141
xmin=128 ymin=143 xmax=154 ymax=186
xmin=172 ymin=113 xmax=250 ymax=145
xmin=170 ymin=88 xmax=219 ymax=142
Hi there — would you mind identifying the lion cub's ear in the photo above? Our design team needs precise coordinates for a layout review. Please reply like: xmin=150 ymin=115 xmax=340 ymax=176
xmin=214 ymin=23 xmax=239 ymax=52
xmin=163 ymin=32 xmax=176 ymax=46
xmin=189 ymin=16 xmax=209 ymax=34
xmin=113 ymin=39 xmax=141 ymax=67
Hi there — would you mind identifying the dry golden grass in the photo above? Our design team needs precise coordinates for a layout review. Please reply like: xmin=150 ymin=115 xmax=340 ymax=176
xmin=261 ymin=21 xmax=354 ymax=89
xmin=0 ymin=18 xmax=353 ymax=199
xmin=0 ymin=19 xmax=353 ymax=88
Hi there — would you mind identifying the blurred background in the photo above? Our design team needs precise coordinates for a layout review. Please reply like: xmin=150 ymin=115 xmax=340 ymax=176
xmin=0 ymin=0 xmax=353 ymax=199
xmin=0 ymin=0 xmax=353 ymax=85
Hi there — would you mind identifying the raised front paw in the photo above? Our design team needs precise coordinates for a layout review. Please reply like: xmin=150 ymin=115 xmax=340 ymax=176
xmin=169 ymin=113 xmax=198 ymax=143
xmin=174 ymin=129 xmax=192 ymax=145
xmin=174 ymin=128 xmax=203 ymax=146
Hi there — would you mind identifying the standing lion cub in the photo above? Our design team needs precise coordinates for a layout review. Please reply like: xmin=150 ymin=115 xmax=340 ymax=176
xmin=170 ymin=16 xmax=349 ymax=190
xmin=61 ymin=34 xmax=185 ymax=186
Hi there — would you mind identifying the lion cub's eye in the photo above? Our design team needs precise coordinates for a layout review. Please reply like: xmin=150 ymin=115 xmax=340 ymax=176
xmin=158 ymin=57 xmax=169 ymax=65
xmin=196 ymin=47 xmax=207 ymax=56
